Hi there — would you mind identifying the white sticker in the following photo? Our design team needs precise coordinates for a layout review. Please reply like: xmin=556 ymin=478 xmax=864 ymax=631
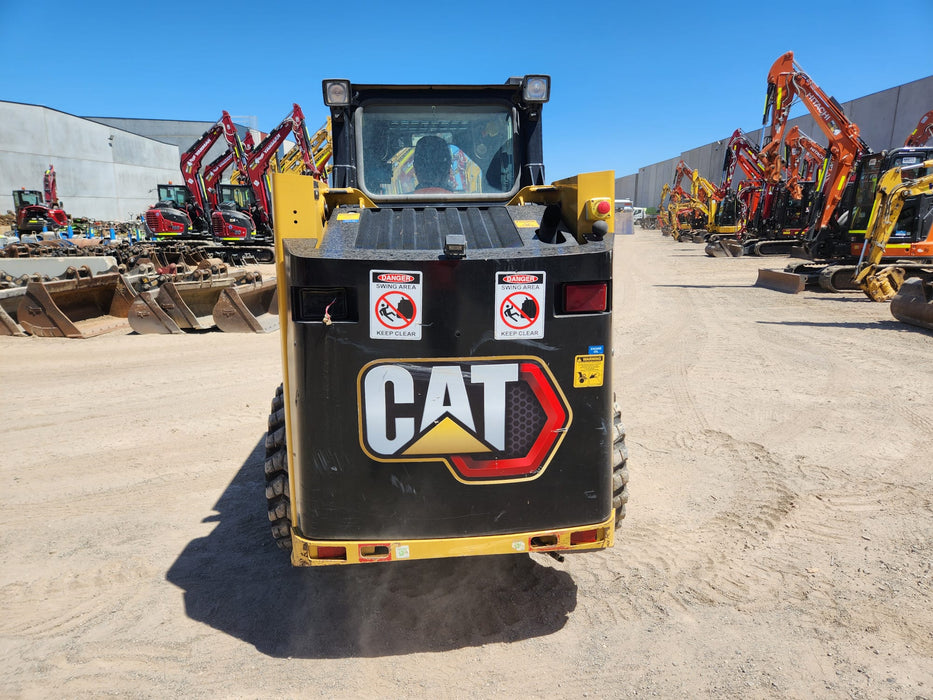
xmin=395 ymin=544 xmax=411 ymax=559
xmin=512 ymin=540 xmax=526 ymax=552
xmin=370 ymin=270 xmax=422 ymax=340
xmin=495 ymin=272 xmax=545 ymax=340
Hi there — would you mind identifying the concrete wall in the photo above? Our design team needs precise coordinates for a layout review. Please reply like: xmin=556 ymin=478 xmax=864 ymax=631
xmin=0 ymin=102 xmax=180 ymax=221
xmin=620 ymin=74 xmax=933 ymax=208
xmin=85 ymin=117 xmax=262 ymax=186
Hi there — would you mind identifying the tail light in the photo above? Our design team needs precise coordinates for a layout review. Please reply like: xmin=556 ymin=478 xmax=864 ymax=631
xmin=561 ymin=282 xmax=608 ymax=313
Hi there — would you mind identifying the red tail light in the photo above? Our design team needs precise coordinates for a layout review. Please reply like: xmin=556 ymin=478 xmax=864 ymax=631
xmin=563 ymin=282 xmax=608 ymax=313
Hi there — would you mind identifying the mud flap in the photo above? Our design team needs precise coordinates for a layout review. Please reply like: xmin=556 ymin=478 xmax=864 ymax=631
xmin=16 ymin=273 xmax=137 ymax=338
xmin=212 ymin=278 xmax=279 ymax=333
xmin=755 ymin=268 xmax=806 ymax=294
xmin=890 ymin=278 xmax=933 ymax=331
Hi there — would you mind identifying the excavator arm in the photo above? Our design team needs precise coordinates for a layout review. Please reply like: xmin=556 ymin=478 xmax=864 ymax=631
xmin=180 ymin=123 xmax=225 ymax=216
xmin=854 ymin=160 xmax=933 ymax=300
xmin=783 ymin=126 xmax=828 ymax=200
xmin=761 ymin=51 xmax=870 ymax=237
xmin=244 ymin=104 xmax=322 ymax=225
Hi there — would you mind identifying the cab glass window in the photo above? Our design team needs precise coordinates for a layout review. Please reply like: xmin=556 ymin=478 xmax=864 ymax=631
xmin=358 ymin=104 xmax=516 ymax=200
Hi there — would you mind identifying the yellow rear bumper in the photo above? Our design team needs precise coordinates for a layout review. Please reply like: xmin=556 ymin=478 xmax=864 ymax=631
xmin=291 ymin=512 xmax=617 ymax=566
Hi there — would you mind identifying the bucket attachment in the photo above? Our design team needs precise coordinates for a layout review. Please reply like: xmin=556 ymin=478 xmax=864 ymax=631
xmin=0 ymin=304 xmax=25 ymax=336
xmin=212 ymin=278 xmax=279 ymax=333
xmin=16 ymin=273 xmax=137 ymax=338
xmin=128 ymin=278 xmax=236 ymax=334
xmin=755 ymin=268 xmax=806 ymax=294
xmin=890 ymin=278 xmax=933 ymax=331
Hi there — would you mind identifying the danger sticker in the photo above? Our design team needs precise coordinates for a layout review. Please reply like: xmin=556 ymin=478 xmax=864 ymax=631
xmin=573 ymin=353 xmax=604 ymax=388
xmin=495 ymin=271 xmax=545 ymax=339
xmin=370 ymin=270 xmax=422 ymax=340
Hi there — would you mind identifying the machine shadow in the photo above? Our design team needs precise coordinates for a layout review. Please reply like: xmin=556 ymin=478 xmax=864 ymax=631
xmin=756 ymin=319 xmax=921 ymax=332
xmin=165 ymin=438 xmax=578 ymax=659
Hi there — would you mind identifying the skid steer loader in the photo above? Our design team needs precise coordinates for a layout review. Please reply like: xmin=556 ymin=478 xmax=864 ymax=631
xmin=265 ymin=76 xmax=627 ymax=566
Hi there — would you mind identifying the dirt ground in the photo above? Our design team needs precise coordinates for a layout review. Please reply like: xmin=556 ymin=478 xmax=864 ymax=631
xmin=1 ymin=229 xmax=931 ymax=699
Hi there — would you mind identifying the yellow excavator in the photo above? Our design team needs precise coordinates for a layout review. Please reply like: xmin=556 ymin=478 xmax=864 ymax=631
xmin=854 ymin=160 xmax=933 ymax=306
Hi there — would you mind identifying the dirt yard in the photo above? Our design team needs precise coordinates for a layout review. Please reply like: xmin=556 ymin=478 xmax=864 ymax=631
xmin=1 ymin=229 xmax=931 ymax=698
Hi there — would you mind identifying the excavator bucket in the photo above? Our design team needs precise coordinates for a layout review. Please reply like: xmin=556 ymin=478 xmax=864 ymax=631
xmin=0 ymin=304 xmax=25 ymax=336
xmin=755 ymin=268 xmax=806 ymax=294
xmin=0 ymin=288 xmax=27 ymax=336
xmin=16 ymin=273 xmax=137 ymax=338
xmin=212 ymin=278 xmax=279 ymax=333
xmin=128 ymin=278 xmax=236 ymax=334
xmin=890 ymin=278 xmax=933 ymax=331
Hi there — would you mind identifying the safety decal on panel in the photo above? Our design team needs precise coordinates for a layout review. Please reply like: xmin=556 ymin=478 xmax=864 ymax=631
xmin=358 ymin=356 xmax=572 ymax=483
xmin=370 ymin=270 xmax=422 ymax=340
xmin=494 ymin=272 xmax=545 ymax=340
xmin=573 ymin=353 xmax=604 ymax=388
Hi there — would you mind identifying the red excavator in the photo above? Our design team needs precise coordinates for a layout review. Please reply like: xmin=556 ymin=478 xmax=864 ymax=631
xmin=214 ymin=103 xmax=324 ymax=244
xmin=904 ymin=110 xmax=933 ymax=148
xmin=144 ymin=111 xmax=254 ymax=240
xmin=12 ymin=165 xmax=70 ymax=234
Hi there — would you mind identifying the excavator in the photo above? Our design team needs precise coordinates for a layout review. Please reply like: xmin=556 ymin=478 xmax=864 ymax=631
xmin=904 ymin=110 xmax=933 ymax=148
xmin=144 ymin=111 xmax=253 ymax=240
xmin=850 ymin=159 xmax=933 ymax=324
xmin=216 ymin=104 xmax=325 ymax=245
xmin=704 ymin=129 xmax=768 ymax=256
xmin=666 ymin=160 xmax=706 ymax=240
xmin=754 ymin=51 xmax=875 ymax=292
xmin=11 ymin=165 xmax=70 ymax=235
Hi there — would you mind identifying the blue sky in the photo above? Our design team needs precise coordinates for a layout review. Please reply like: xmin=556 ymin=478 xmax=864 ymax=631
xmin=2 ymin=0 xmax=931 ymax=180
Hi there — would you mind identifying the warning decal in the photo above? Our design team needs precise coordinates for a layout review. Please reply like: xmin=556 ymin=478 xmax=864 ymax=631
xmin=495 ymin=272 xmax=545 ymax=339
xmin=573 ymin=353 xmax=604 ymax=388
xmin=370 ymin=270 xmax=422 ymax=340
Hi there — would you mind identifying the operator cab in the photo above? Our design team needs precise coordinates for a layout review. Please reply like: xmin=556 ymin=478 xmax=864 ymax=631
xmin=323 ymin=76 xmax=550 ymax=205
xmin=156 ymin=184 xmax=192 ymax=207
xmin=847 ymin=147 xmax=933 ymax=242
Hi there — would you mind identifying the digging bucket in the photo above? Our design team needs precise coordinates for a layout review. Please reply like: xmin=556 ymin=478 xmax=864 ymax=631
xmin=16 ymin=273 xmax=137 ymax=338
xmin=890 ymin=278 xmax=933 ymax=331
xmin=212 ymin=278 xmax=279 ymax=333
xmin=129 ymin=278 xmax=236 ymax=334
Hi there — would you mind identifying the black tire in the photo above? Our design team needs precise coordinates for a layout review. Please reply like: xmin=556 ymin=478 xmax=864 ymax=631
xmin=612 ymin=401 xmax=629 ymax=528
xmin=265 ymin=384 xmax=292 ymax=551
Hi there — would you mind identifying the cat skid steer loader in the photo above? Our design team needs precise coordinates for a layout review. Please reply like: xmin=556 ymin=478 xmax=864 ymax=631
xmin=264 ymin=76 xmax=627 ymax=566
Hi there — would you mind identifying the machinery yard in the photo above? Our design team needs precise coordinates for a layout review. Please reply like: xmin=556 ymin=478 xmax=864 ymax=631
xmin=2 ymin=230 xmax=931 ymax=697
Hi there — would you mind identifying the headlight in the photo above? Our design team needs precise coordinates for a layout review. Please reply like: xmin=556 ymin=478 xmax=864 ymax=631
xmin=322 ymin=80 xmax=351 ymax=107
xmin=522 ymin=75 xmax=550 ymax=103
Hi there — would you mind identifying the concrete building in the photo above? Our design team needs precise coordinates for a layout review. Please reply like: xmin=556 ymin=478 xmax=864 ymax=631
xmin=0 ymin=101 xmax=182 ymax=222
xmin=615 ymin=74 xmax=933 ymax=208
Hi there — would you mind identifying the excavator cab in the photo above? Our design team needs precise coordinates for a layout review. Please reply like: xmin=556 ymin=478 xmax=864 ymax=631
xmin=210 ymin=184 xmax=260 ymax=243
xmin=12 ymin=189 xmax=68 ymax=233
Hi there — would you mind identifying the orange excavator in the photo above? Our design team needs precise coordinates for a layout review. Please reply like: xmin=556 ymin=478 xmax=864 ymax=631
xmin=756 ymin=54 xmax=933 ymax=296
xmin=760 ymin=51 xmax=871 ymax=260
